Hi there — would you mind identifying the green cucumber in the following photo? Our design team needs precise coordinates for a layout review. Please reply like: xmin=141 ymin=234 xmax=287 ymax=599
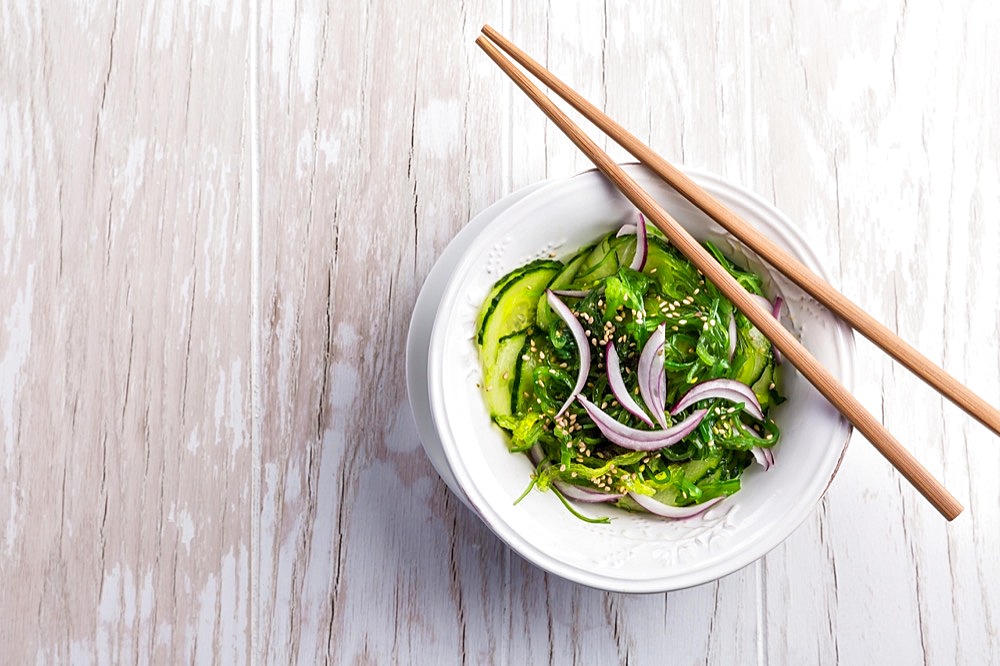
xmin=732 ymin=319 xmax=771 ymax=386
xmin=751 ymin=363 xmax=784 ymax=411
xmin=476 ymin=259 xmax=562 ymax=345
xmin=573 ymin=234 xmax=633 ymax=285
xmin=483 ymin=333 xmax=527 ymax=417
xmin=535 ymin=244 xmax=594 ymax=332
xmin=478 ymin=264 xmax=561 ymax=416
xmin=513 ymin=346 xmax=540 ymax=414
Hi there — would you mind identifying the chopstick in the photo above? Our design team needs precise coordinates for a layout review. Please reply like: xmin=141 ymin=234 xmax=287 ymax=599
xmin=481 ymin=23 xmax=1000 ymax=440
xmin=475 ymin=31 xmax=964 ymax=520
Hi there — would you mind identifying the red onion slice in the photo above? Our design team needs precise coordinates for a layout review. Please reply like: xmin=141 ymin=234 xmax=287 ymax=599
xmin=546 ymin=290 xmax=591 ymax=418
xmin=750 ymin=446 xmax=774 ymax=470
xmin=551 ymin=289 xmax=591 ymax=298
xmin=750 ymin=293 xmax=771 ymax=312
xmin=627 ymin=492 xmax=724 ymax=519
xmin=606 ymin=342 xmax=654 ymax=426
xmin=670 ymin=378 xmax=765 ymax=421
xmin=735 ymin=421 xmax=775 ymax=470
xmin=577 ymin=395 xmax=707 ymax=451
xmin=638 ymin=324 xmax=668 ymax=428
xmin=771 ymin=296 xmax=784 ymax=365
xmin=554 ymin=481 xmax=624 ymax=503
xmin=629 ymin=213 xmax=648 ymax=271
xmin=616 ymin=223 xmax=637 ymax=237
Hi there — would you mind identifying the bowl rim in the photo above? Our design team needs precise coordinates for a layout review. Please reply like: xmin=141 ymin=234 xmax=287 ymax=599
xmin=427 ymin=164 xmax=856 ymax=592
xmin=406 ymin=178 xmax=555 ymax=506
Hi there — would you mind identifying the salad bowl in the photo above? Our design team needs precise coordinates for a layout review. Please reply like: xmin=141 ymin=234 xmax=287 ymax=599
xmin=416 ymin=163 xmax=854 ymax=593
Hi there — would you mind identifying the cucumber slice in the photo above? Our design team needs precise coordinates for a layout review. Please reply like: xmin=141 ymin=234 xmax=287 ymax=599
xmin=513 ymin=346 xmax=540 ymax=414
xmin=478 ymin=264 xmax=561 ymax=417
xmin=732 ymin=320 xmax=770 ymax=386
xmin=535 ymin=244 xmax=594 ymax=331
xmin=573 ymin=234 xmax=633 ymax=285
xmin=475 ymin=259 xmax=561 ymax=345
xmin=483 ymin=334 xmax=527 ymax=417
xmin=751 ymin=363 xmax=784 ymax=411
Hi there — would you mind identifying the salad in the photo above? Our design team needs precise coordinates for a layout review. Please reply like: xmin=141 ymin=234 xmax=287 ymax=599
xmin=475 ymin=213 xmax=784 ymax=522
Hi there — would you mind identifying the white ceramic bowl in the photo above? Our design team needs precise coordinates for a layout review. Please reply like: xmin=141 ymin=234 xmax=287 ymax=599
xmin=423 ymin=164 xmax=854 ymax=593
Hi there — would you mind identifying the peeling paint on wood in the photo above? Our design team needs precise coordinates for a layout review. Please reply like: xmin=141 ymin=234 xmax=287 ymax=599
xmin=2 ymin=0 xmax=998 ymax=663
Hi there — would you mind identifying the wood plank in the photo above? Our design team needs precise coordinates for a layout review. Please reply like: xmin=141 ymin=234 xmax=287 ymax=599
xmin=256 ymin=1 xmax=510 ymax=662
xmin=748 ymin=1 xmax=1000 ymax=663
xmin=0 ymin=1 xmax=252 ymax=662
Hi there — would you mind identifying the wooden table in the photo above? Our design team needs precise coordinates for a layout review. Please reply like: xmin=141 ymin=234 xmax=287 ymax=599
xmin=3 ymin=1 xmax=998 ymax=663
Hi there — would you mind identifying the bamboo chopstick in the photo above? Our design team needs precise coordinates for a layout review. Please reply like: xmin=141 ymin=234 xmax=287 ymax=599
xmin=475 ymin=32 xmax=964 ymax=520
xmin=481 ymin=23 xmax=1000 ymax=439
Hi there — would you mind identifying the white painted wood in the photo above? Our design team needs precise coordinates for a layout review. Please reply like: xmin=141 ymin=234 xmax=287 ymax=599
xmin=748 ymin=2 xmax=1000 ymax=663
xmin=2 ymin=0 xmax=997 ymax=663
xmin=0 ymin=0 xmax=252 ymax=663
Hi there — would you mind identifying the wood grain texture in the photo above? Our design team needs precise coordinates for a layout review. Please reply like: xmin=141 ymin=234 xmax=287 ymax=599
xmin=748 ymin=1 xmax=1000 ymax=663
xmin=0 ymin=0 xmax=251 ymax=662
xmin=3 ymin=0 xmax=999 ymax=663
xmin=256 ymin=1 xmax=511 ymax=663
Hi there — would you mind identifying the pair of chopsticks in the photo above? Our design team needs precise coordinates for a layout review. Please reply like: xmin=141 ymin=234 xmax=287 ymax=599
xmin=477 ymin=25 xmax=999 ymax=520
